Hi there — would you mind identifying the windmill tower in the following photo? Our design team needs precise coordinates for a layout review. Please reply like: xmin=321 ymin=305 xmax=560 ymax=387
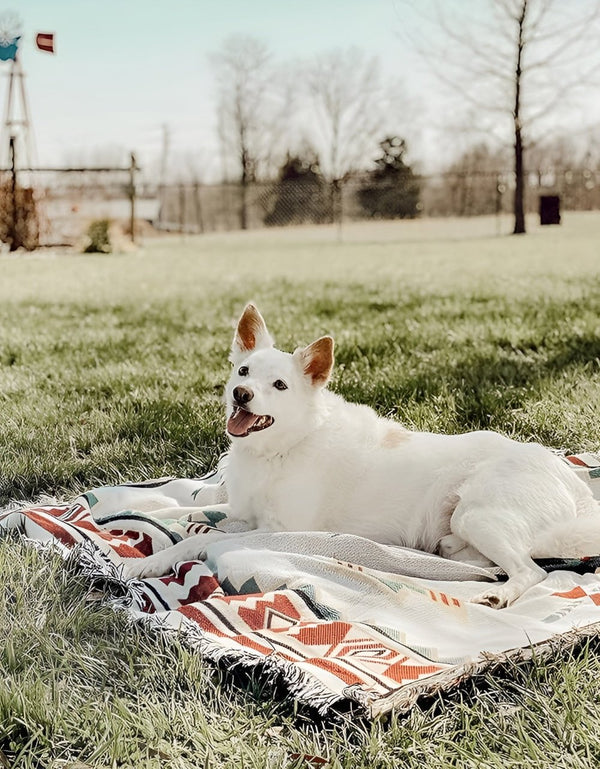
xmin=0 ymin=12 xmax=35 ymax=170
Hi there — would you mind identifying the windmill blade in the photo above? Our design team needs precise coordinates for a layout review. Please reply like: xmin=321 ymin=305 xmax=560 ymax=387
xmin=35 ymin=32 xmax=55 ymax=54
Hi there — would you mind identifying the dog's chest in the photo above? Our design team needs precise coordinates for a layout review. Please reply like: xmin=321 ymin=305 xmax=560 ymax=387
xmin=226 ymin=450 xmax=314 ymax=530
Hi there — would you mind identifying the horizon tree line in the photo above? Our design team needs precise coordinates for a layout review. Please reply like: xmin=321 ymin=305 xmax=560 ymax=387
xmin=213 ymin=0 xmax=600 ymax=234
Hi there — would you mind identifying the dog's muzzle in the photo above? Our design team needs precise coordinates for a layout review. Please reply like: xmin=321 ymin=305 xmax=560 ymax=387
xmin=233 ymin=385 xmax=253 ymax=406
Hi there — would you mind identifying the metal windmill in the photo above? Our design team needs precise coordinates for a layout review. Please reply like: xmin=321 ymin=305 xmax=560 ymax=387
xmin=0 ymin=11 xmax=54 ymax=171
xmin=0 ymin=11 xmax=35 ymax=169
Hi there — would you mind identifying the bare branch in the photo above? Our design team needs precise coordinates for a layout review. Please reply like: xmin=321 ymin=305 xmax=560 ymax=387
xmin=211 ymin=36 xmax=294 ymax=184
xmin=399 ymin=0 xmax=600 ymax=233
xmin=303 ymin=48 xmax=401 ymax=178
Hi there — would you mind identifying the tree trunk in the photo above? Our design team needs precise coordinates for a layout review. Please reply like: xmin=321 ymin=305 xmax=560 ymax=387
xmin=239 ymin=180 xmax=248 ymax=230
xmin=512 ymin=1 xmax=527 ymax=235
xmin=240 ymin=145 xmax=249 ymax=230
xmin=513 ymin=124 xmax=525 ymax=234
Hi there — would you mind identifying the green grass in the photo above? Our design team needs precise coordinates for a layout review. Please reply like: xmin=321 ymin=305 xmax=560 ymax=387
xmin=2 ymin=212 xmax=600 ymax=766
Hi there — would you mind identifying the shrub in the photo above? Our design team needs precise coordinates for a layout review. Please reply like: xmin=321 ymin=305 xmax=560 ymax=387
xmin=0 ymin=180 xmax=40 ymax=251
xmin=83 ymin=219 xmax=112 ymax=253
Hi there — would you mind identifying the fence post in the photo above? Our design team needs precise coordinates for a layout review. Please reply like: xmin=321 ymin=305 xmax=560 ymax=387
xmin=128 ymin=152 xmax=136 ymax=243
xmin=240 ymin=181 xmax=248 ymax=230
xmin=8 ymin=135 xmax=18 ymax=251
xmin=179 ymin=184 xmax=186 ymax=233
xmin=193 ymin=180 xmax=204 ymax=233
xmin=495 ymin=174 xmax=507 ymax=236
xmin=335 ymin=178 xmax=344 ymax=242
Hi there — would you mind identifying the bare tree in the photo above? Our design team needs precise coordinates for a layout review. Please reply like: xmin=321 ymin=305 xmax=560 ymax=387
xmin=402 ymin=0 xmax=600 ymax=234
xmin=300 ymin=47 xmax=413 ymax=223
xmin=303 ymin=48 xmax=411 ymax=181
xmin=211 ymin=36 xmax=292 ymax=229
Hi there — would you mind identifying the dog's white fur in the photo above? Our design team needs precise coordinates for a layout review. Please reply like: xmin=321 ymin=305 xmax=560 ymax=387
xmin=127 ymin=304 xmax=600 ymax=608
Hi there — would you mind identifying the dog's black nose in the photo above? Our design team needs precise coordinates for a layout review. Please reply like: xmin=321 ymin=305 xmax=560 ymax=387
xmin=233 ymin=385 xmax=254 ymax=405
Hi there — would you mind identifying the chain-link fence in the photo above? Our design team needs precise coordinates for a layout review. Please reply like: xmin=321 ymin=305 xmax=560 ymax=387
xmin=1 ymin=165 xmax=599 ymax=248
xmin=0 ymin=163 xmax=158 ymax=248
xmin=156 ymin=168 xmax=600 ymax=234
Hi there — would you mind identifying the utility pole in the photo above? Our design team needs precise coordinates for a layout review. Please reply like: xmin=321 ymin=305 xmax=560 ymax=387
xmin=157 ymin=124 xmax=169 ymax=229
xmin=159 ymin=123 xmax=169 ymax=187
xmin=128 ymin=152 xmax=136 ymax=243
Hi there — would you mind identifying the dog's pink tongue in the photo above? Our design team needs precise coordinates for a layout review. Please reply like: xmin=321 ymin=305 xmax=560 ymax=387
xmin=227 ymin=408 xmax=260 ymax=436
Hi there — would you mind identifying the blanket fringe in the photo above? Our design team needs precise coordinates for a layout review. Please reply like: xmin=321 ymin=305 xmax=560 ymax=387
xmin=172 ymin=617 xmax=346 ymax=715
xmin=74 ymin=540 xmax=151 ymax=610
xmin=364 ymin=620 xmax=600 ymax=717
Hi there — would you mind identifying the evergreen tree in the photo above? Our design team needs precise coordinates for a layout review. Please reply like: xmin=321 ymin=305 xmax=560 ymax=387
xmin=264 ymin=152 xmax=331 ymax=226
xmin=358 ymin=137 xmax=420 ymax=219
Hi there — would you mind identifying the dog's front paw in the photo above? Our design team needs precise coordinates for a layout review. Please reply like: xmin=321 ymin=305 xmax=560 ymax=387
xmin=122 ymin=554 xmax=174 ymax=580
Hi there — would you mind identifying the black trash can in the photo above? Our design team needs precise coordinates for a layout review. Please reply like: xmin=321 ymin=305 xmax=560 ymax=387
xmin=539 ymin=195 xmax=561 ymax=225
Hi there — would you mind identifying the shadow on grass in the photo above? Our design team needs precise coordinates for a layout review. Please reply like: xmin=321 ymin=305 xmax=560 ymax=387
xmin=337 ymin=331 xmax=600 ymax=432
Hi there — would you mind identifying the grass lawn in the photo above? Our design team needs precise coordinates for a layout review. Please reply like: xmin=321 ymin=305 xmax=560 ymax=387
xmin=1 ymin=211 xmax=600 ymax=766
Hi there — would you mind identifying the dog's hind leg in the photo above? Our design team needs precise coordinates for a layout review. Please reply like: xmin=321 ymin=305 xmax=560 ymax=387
xmin=450 ymin=506 xmax=547 ymax=609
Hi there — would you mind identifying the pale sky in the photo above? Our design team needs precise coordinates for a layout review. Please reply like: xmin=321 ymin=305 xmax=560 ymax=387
xmin=6 ymin=1 xmax=600 ymax=179
xmin=12 ymin=0 xmax=421 ymax=177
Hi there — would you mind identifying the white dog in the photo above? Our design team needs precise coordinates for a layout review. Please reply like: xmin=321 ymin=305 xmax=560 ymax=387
xmin=127 ymin=304 xmax=600 ymax=608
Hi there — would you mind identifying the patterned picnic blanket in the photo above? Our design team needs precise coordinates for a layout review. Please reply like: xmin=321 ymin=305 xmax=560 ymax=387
xmin=2 ymin=452 xmax=600 ymax=717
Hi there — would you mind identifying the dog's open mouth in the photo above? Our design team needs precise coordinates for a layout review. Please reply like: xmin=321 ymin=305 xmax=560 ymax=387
xmin=227 ymin=407 xmax=274 ymax=437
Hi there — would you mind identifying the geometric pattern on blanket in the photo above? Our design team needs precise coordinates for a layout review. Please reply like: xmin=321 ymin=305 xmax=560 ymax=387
xmin=2 ymin=451 xmax=600 ymax=717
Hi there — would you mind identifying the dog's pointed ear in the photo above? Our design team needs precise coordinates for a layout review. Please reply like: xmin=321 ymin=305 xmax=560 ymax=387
xmin=294 ymin=336 xmax=334 ymax=387
xmin=231 ymin=304 xmax=274 ymax=360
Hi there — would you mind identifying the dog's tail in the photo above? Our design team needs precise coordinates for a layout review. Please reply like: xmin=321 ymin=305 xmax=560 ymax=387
xmin=532 ymin=514 xmax=600 ymax=559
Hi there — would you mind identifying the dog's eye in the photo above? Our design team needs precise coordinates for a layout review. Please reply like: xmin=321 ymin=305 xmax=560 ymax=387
xmin=238 ymin=366 xmax=249 ymax=376
xmin=273 ymin=379 xmax=288 ymax=391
